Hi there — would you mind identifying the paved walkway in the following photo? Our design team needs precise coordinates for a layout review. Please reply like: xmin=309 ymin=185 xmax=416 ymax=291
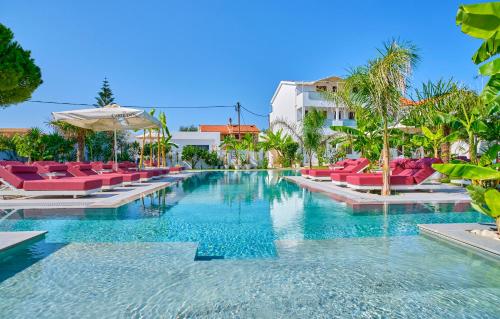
xmin=419 ymin=223 xmax=500 ymax=258
xmin=0 ymin=172 xmax=196 ymax=209
xmin=0 ymin=231 xmax=47 ymax=252
xmin=284 ymin=176 xmax=470 ymax=205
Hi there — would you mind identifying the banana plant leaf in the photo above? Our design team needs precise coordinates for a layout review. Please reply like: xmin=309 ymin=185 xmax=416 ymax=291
xmin=481 ymin=73 xmax=500 ymax=105
xmin=472 ymin=31 xmax=500 ymax=64
xmin=485 ymin=189 xmax=500 ymax=218
xmin=432 ymin=163 xmax=500 ymax=180
xmin=456 ymin=2 xmax=500 ymax=40
xmin=479 ymin=57 xmax=500 ymax=75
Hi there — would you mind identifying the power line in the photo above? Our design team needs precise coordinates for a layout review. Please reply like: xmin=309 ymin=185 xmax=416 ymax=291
xmin=28 ymin=100 xmax=235 ymax=109
xmin=240 ymin=105 xmax=268 ymax=118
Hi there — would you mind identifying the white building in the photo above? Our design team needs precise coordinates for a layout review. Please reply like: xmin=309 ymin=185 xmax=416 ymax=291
xmin=269 ymin=76 xmax=357 ymax=164
xmin=269 ymin=76 xmax=356 ymax=130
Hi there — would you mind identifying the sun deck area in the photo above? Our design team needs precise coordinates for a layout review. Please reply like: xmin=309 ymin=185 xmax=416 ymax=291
xmin=0 ymin=172 xmax=196 ymax=209
xmin=284 ymin=175 xmax=470 ymax=205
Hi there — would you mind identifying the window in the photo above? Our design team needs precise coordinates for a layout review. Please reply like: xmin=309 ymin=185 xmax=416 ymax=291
xmin=332 ymin=111 xmax=336 ymax=119
xmin=338 ymin=112 xmax=342 ymax=120
xmin=348 ymin=112 xmax=355 ymax=120
xmin=332 ymin=86 xmax=337 ymax=92
xmin=316 ymin=86 xmax=327 ymax=92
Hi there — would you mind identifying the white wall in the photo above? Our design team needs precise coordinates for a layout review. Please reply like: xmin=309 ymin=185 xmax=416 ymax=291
xmin=270 ymin=82 xmax=298 ymax=126
xmin=170 ymin=131 xmax=221 ymax=152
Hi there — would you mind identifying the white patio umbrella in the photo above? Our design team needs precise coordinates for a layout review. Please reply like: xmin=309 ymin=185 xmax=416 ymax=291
xmin=52 ymin=103 xmax=161 ymax=167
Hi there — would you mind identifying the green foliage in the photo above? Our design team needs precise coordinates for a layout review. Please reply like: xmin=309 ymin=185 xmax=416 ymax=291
xmin=203 ymin=150 xmax=221 ymax=168
xmin=12 ymin=128 xmax=75 ymax=161
xmin=181 ymin=145 xmax=207 ymax=169
xmin=456 ymin=2 xmax=500 ymax=106
xmin=85 ymin=131 xmax=112 ymax=161
xmin=411 ymin=126 xmax=459 ymax=157
xmin=303 ymin=109 xmax=327 ymax=168
xmin=432 ymin=163 xmax=500 ymax=180
xmin=95 ymin=77 xmax=114 ymax=107
xmin=281 ymin=141 xmax=299 ymax=167
xmin=0 ymin=23 xmax=43 ymax=107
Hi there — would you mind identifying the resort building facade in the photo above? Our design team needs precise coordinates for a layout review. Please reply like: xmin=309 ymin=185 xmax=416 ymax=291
xmin=269 ymin=76 xmax=355 ymax=129
xmin=269 ymin=76 xmax=357 ymax=164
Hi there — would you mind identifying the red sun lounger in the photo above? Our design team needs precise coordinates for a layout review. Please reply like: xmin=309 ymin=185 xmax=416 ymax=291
xmin=32 ymin=162 xmax=123 ymax=191
xmin=90 ymin=162 xmax=141 ymax=185
xmin=0 ymin=165 xmax=102 ymax=198
xmin=308 ymin=158 xmax=370 ymax=181
xmin=344 ymin=158 xmax=442 ymax=191
xmin=330 ymin=158 xmax=408 ymax=186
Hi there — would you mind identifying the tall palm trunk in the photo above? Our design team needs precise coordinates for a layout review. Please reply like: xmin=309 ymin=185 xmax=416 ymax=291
xmin=469 ymin=133 xmax=477 ymax=164
xmin=381 ymin=118 xmax=391 ymax=196
xmin=161 ymin=130 xmax=166 ymax=167
xmin=149 ymin=129 xmax=153 ymax=166
xmin=76 ymin=131 xmax=85 ymax=162
xmin=157 ymin=129 xmax=161 ymax=168
xmin=139 ymin=130 xmax=146 ymax=168
xmin=440 ymin=126 xmax=451 ymax=162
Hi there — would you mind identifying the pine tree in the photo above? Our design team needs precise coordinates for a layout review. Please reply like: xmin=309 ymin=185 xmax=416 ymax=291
xmin=0 ymin=23 xmax=43 ymax=107
xmin=95 ymin=77 xmax=114 ymax=107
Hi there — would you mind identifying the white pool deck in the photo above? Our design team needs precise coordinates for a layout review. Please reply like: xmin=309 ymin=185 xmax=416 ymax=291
xmin=284 ymin=176 xmax=470 ymax=205
xmin=0 ymin=231 xmax=47 ymax=252
xmin=419 ymin=223 xmax=500 ymax=258
xmin=0 ymin=172 xmax=196 ymax=209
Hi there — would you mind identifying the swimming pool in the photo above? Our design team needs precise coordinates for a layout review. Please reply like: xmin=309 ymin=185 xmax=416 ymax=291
xmin=0 ymin=171 xmax=499 ymax=318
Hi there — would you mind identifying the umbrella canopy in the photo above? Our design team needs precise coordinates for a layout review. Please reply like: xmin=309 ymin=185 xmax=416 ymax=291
xmin=52 ymin=104 xmax=161 ymax=167
xmin=52 ymin=103 xmax=161 ymax=131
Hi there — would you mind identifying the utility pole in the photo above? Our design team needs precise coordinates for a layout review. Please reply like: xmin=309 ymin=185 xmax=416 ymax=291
xmin=235 ymin=102 xmax=241 ymax=140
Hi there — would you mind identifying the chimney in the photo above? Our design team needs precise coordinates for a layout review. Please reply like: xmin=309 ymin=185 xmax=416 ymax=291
xmin=228 ymin=117 xmax=232 ymax=125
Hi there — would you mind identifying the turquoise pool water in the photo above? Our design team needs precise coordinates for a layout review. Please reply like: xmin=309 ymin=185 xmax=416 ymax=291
xmin=0 ymin=171 xmax=499 ymax=318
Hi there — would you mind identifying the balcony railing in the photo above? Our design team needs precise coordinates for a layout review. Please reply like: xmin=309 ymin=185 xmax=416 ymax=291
xmin=325 ymin=119 xmax=357 ymax=128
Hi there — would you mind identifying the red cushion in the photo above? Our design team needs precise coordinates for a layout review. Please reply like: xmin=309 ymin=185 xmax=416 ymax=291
xmin=412 ymin=166 xmax=435 ymax=184
xmin=346 ymin=174 xmax=415 ymax=186
xmin=300 ymin=169 xmax=309 ymax=175
xmin=397 ymin=169 xmax=419 ymax=176
xmin=330 ymin=172 xmax=378 ymax=182
xmin=8 ymin=165 xmax=38 ymax=173
xmin=309 ymin=169 xmax=333 ymax=177
xmin=402 ymin=160 xmax=419 ymax=169
xmin=23 ymin=178 xmax=102 ymax=191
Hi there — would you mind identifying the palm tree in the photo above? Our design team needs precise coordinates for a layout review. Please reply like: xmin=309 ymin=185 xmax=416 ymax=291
xmin=259 ymin=129 xmax=294 ymax=167
xmin=51 ymin=121 xmax=89 ymax=162
xmin=220 ymin=135 xmax=237 ymax=167
xmin=241 ymin=133 xmax=256 ymax=166
xmin=346 ymin=40 xmax=419 ymax=195
xmin=148 ymin=108 xmax=155 ymax=166
xmin=302 ymin=108 xmax=328 ymax=168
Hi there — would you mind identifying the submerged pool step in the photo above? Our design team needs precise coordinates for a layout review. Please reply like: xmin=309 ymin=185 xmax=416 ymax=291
xmin=194 ymin=245 xmax=225 ymax=261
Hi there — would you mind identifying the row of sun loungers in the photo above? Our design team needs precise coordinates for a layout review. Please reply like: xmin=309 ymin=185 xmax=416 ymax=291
xmin=301 ymin=157 xmax=442 ymax=191
xmin=0 ymin=160 xmax=186 ymax=199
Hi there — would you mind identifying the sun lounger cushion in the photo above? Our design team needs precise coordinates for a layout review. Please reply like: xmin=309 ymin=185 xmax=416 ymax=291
xmin=23 ymin=178 xmax=102 ymax=191
xmin=346 ymin=174 xmax=415 ymax=186
xmin=0 ymin=165 xmax=44 ymax=188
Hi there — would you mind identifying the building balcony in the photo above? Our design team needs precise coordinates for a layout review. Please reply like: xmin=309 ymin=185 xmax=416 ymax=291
xmin=325 ymin=119 xmax=357 ymax=128
xmin=299 ymin=91 xmax=338 ymax=108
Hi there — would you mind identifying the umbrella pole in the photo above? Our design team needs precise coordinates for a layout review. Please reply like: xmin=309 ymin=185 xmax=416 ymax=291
xmin=114 ymin=129 xmax=118 ymax=170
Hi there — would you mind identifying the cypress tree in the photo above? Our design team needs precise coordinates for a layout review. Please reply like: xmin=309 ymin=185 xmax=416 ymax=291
xmin=0 ymin=23 xmax=42 ymax=107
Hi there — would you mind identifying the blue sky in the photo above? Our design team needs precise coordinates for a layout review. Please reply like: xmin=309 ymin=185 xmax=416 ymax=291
xmin=0 ymin=0 xmax=485 ymax=132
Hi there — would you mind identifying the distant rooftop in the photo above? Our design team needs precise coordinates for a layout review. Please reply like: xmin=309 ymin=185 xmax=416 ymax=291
xmin=199 ymin=124 xmax=260 ymax=135
xmin=0 ymin=128 xmax=30 ymax=137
